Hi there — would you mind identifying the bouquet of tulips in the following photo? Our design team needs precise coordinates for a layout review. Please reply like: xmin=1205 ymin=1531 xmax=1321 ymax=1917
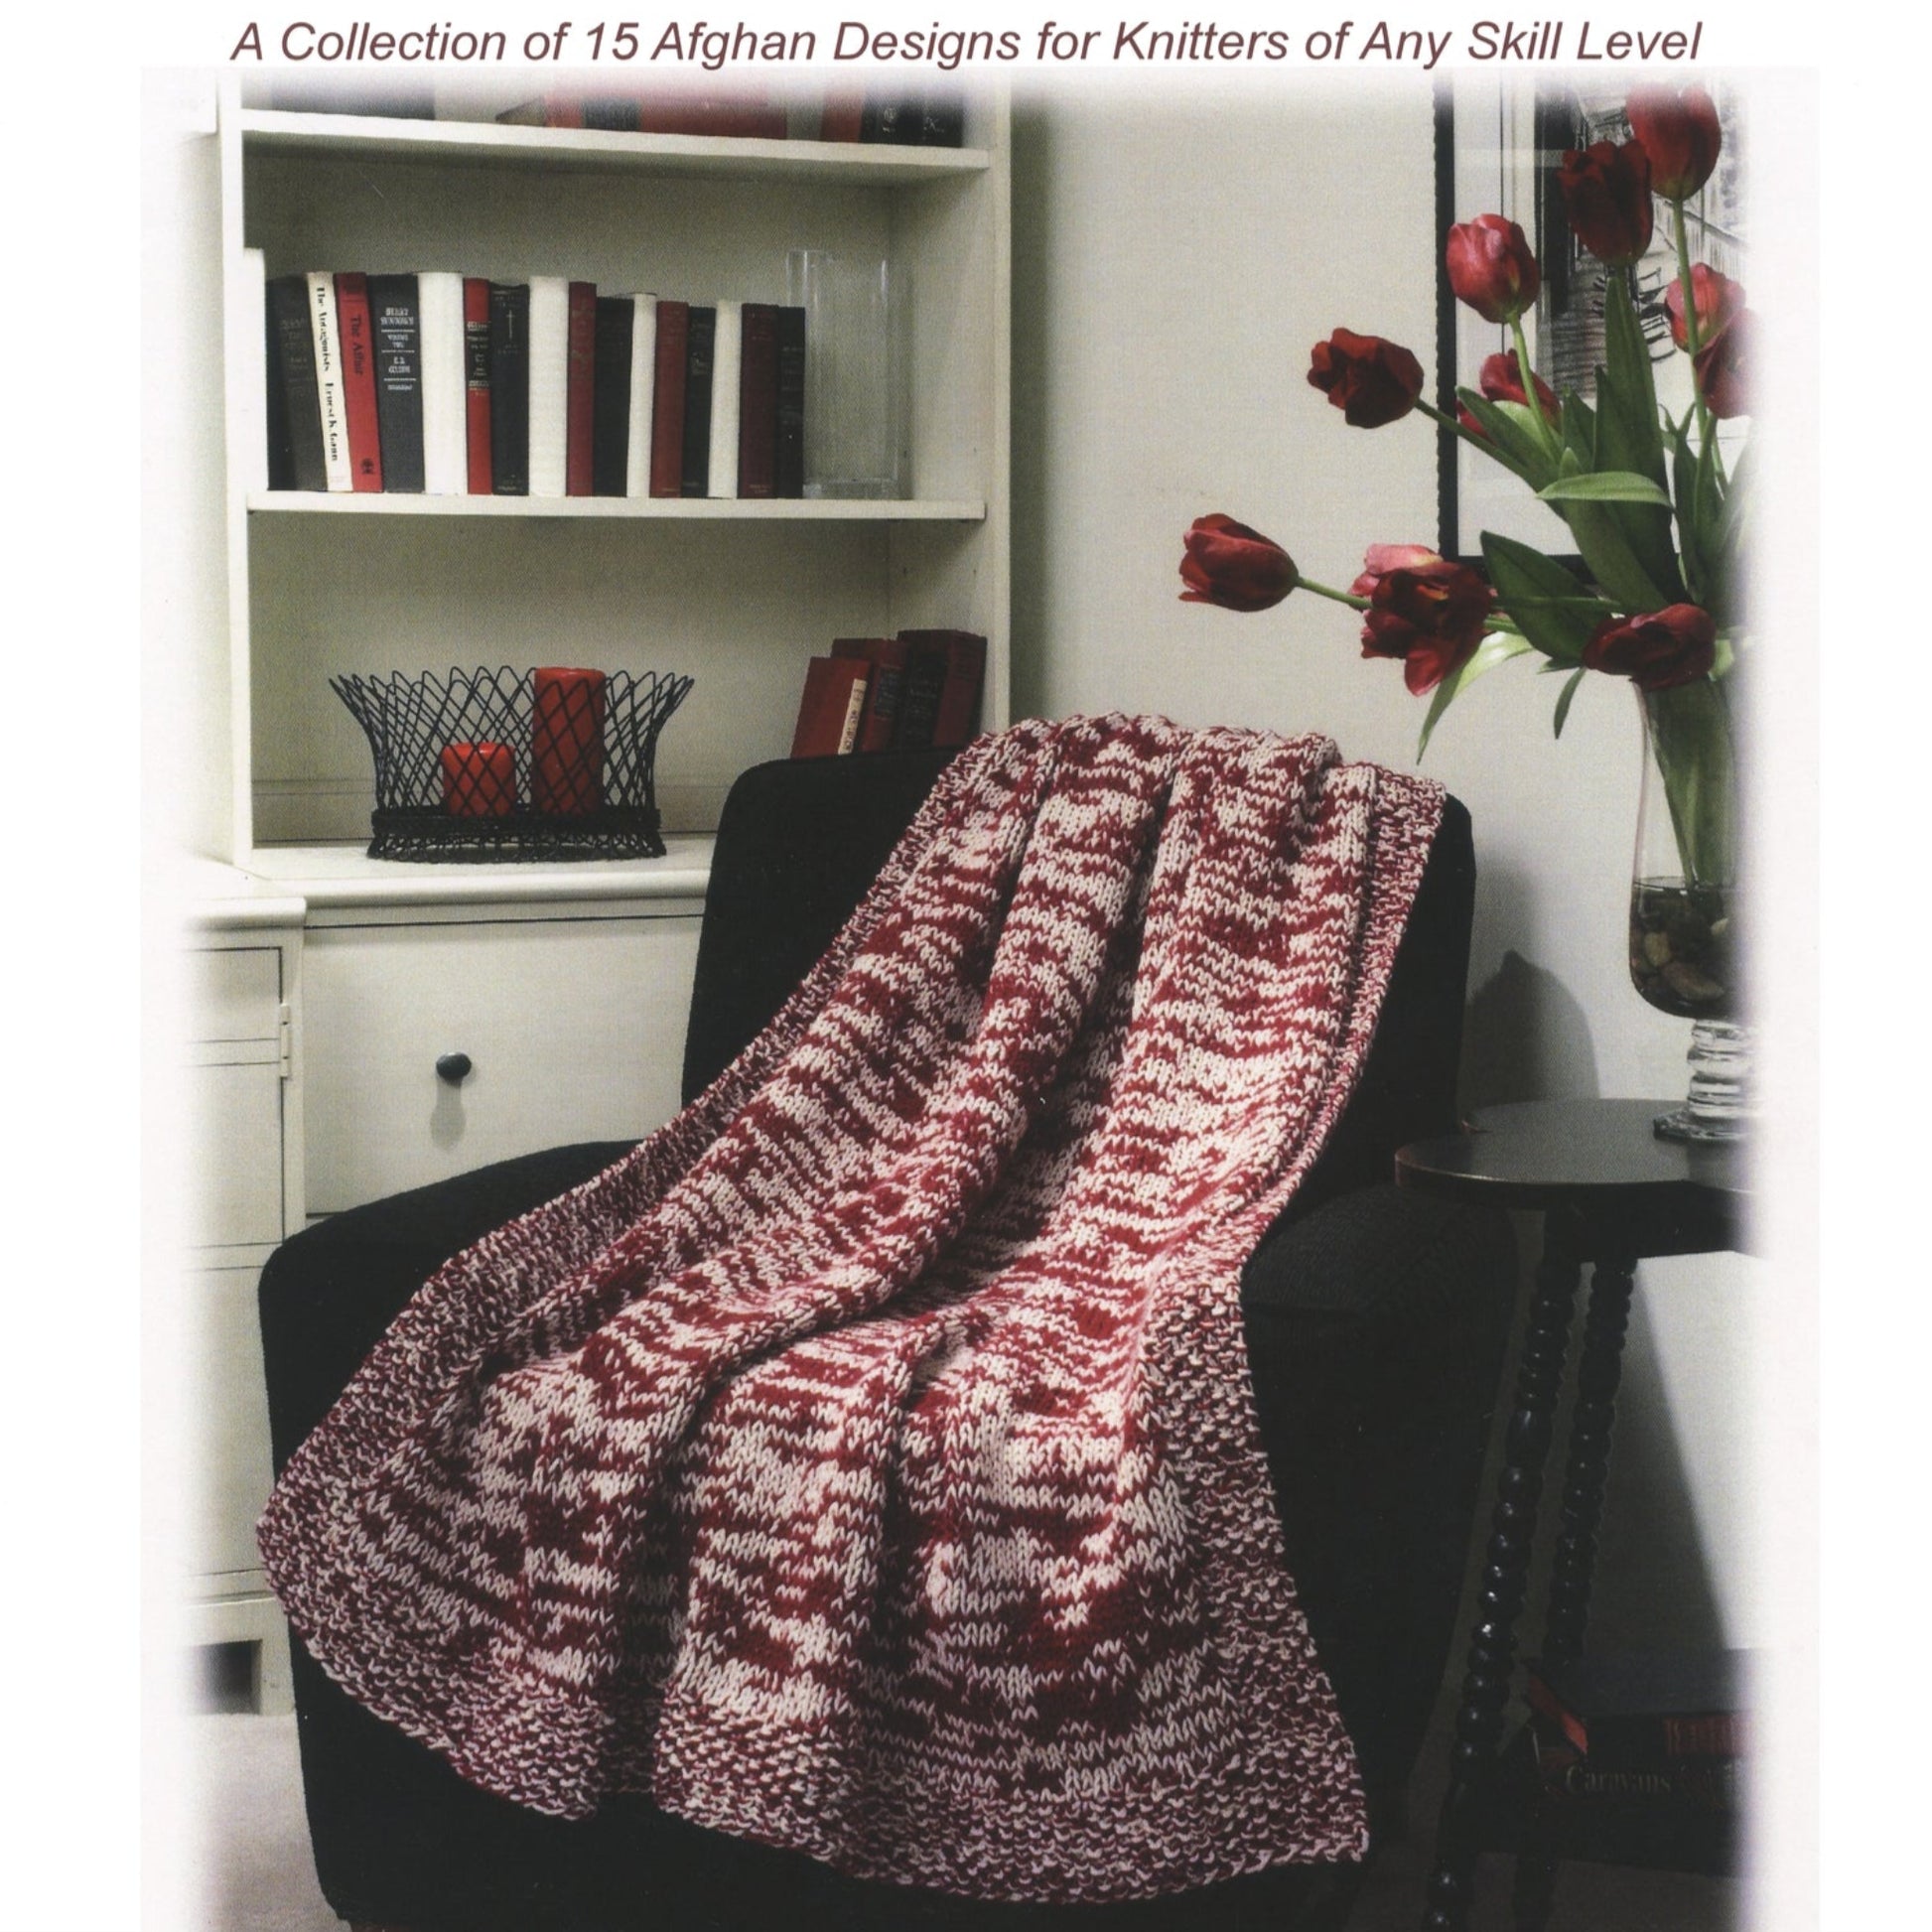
xmin=1180 ymin=83 xmax=1748 ymax=903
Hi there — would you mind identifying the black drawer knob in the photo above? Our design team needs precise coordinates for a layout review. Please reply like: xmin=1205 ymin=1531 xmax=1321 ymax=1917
xmin=435 ymin=1051 xmax=474 ymax=1086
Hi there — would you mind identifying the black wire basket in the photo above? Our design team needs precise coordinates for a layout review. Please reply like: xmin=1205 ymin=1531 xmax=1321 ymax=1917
xmin=331 ymin=665 xmax=694 ymax=862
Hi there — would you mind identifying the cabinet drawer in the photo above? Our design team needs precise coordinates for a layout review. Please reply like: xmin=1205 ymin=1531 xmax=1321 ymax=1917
xmin=186 ymin=1058 xmax=286 ymax=1248
xmin=188 ymin=946 xmax=282 ymax=1041
xmin=305 ymin=913 xmax=701 ymax=1213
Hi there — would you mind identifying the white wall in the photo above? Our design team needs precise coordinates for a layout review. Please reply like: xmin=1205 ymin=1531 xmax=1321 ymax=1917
xmin=1009 ymin=80 xmax=1765 ymax=1650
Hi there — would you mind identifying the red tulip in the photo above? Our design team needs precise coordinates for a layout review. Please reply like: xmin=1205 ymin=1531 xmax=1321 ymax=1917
xmin=1446 ymin=214 xmax=1541 ymax=326
xmin=1352 ymin=545 xmax=1497 ymax=695
xmin=1557 ymin=140 xmax=1655 ymax=266
xmin=1308 ymin=330 xmax=1427 ymax=429
xmin=1456 ymin=350 xmax=1561 ymax=437
xmin=1582 ymin=605 xmax=1716 ymax=690
xmin=1627 ymin=85 xmax=1723 ymax=202
xmin=1692 ymin=311 xmax=1752 ymax=420
xmin=1178 ymin=514 xmax=1298 ymax=613
xmin=1665 ymin=264 xmax=1745 ymax=352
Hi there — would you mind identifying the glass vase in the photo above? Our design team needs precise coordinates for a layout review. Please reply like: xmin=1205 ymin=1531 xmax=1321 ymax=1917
xmin=1628 ymin=681 xmax=1751 ymax=1143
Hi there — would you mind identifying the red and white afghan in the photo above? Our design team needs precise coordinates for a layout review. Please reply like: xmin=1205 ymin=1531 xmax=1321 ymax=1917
xmin=260 ymin=716 xmax=1445 ymax=1904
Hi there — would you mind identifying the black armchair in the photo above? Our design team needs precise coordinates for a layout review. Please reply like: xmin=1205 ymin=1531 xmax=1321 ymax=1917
xmin=259 ymin=748 xmax=1515 ymax=1932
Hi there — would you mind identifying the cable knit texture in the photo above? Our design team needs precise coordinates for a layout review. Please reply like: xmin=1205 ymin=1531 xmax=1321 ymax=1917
xmin=259 ymin=716 xmax=1445 ymax=1904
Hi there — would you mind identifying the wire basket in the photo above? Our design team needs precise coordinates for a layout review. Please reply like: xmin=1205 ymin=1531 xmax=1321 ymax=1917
xmin=331 ymin=665 xmax=694 ymax=862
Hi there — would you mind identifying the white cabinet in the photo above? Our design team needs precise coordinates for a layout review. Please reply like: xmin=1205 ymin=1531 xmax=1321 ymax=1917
xmin=305 ymin=899 xmax=702 ymax=1213
xmin=180 ymin=897 xmax=304 ymax=1712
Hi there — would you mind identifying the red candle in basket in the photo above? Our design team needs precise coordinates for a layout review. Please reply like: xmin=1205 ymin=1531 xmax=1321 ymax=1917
xmin=531 ymin=666 xmax=607 ymax=817
xmin=440 ymin=741 xmax=515 ymax=817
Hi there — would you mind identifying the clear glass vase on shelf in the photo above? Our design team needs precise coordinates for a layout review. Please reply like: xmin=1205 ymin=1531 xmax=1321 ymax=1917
xmin=1628 ymin=679 xmax=1751 ymax=1143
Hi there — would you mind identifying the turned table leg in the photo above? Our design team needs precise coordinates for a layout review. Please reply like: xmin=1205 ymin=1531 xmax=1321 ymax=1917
xmin=1507 ymin=1251 xmax=1638 ymax=1932
xmin=1421 ymin=1213 xmax=1584 ymax=1932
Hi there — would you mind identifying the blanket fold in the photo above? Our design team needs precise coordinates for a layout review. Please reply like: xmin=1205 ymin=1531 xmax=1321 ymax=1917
xmin=259 ymin=715 xmax=1445 ymax=1904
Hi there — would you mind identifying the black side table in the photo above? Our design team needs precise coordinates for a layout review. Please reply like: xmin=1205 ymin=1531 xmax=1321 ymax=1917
xmin=1396 ymin=1100 xmax=1748 ymax=1932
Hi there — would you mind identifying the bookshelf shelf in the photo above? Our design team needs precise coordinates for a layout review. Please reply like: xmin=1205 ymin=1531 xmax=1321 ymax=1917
xmin=246 ymin=492 xmax=988 ymax=523
xmin=236 ymin=107 xmax=995 ymax=186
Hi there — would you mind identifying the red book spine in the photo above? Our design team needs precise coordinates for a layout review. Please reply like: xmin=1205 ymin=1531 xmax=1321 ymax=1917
xmin=930 ymin=633 xmax=987 ymax=748
xmin=564 ymin=280 xmax=598 ymax=496
xmin=737 ymin=303 xmax=779 ymax=499
xmin=790 ymin=657 xmax=871 ymax=758
xmin=463 ymin=276 xmax=492 ymax=494
xmin=648 ymin=300 xmax=690 ymax=498
xmin=334 ymin=272 xmax=385 ymax=491
xmin=819 ymin=85 xmax=866 ymax=142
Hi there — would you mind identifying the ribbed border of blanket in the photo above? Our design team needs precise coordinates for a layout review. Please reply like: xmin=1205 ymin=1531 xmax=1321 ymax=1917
xmin=260 ymin=717 xmax=1445 ymax=1905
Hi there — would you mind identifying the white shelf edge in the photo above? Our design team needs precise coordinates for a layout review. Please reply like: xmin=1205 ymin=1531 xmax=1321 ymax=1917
xmin=237 ymin=108 xmax=992 ymax=184
xmin=243 ymin=837 xmax=716 ymax=911
xmin=247 ymin=492 xmax=986 ymax=523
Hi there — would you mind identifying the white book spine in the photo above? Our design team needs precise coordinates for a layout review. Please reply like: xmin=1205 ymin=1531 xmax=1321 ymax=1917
xmin=624 ymin=295 xmax=657 ymax=497
xmin=307 ymin=271 xmax=351 ymax=491
xmin=836 ymin=669 xmax=869 ymax=754
xmin=526 ymin=275 xmax=570 ymax=496
xmin=417 ymin=271 xmax=467 ymax=495
xmin=707 ymin=299 xmax=743 ymax=499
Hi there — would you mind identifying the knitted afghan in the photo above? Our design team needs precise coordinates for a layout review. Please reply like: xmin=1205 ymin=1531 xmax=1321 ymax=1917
xmin=259 ymin=715 xmax=1445 ymax=1905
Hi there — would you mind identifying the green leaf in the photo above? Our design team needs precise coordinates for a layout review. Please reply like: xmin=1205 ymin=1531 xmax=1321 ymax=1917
xmin=1669 ymin=421 xmax=1705 ymax=603
xmin=1551 ymin=666 xmax=1587 ymax=739
xmin=1455 ymin=388 xmax=1550 ymax=486
xmin=1563 ymin=500 xmax=1681 ymax=614
xmin=1561 ymin=393 xmax=1596 ymax=465
xmin=1583 ymin=275 xmax=1685 ymax=606
xmin=1480 ymin=532 xmax=1613 ymax=664
xmin=1537 ymin=471 xmax=1674 ymax=506
xmin=1415 ymin=629 xmax=1535 ymax=759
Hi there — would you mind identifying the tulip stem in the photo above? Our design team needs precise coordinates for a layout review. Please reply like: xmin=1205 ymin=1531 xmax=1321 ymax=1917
xmin=1509 ymin=316 xmax=1564 ymax=465
xmin=1671 ymin=198 xmax=1720 ymax=464
xmin=1295 ymin=577 xmax=1371 ymax=613
xmin=1413 ymin=397 xmax=1531 ymax=478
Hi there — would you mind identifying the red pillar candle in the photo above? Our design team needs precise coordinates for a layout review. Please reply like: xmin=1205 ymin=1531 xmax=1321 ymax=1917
xmin=440 ymin=741 xmax=515 ymax=817
xmin=531 ymin=666 xmax=607 ymax=817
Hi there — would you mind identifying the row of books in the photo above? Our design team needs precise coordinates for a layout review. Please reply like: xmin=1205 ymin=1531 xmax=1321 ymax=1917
xmin=790 ymin=632 xmax=987 ymax=759
xmin=263 ymin=268 xmax=805 ymax=499
xmin=496 ymin=88 xmax=966 ymax=146
xmin=1527 ymin=1650 xmax=1748 ymax=1816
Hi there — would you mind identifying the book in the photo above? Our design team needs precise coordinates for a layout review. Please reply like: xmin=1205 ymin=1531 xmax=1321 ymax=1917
xmin=706 ymin=300 xmax=743 ymax=499
xmin=333 ymin=272 xmax=385 ymax=490
xmin=897 ymin=629 xmax=987 ymax=748
xmin=818 ymin=85 xmax=866 ymax=143
xmin=918 ymin=95 xmax=966 ymax=147
xmin=463 ymin=276 xmax=492 ymax=492
xmin=526 ymin=276 xmax=570 ymax=496
xmin=591 ymin=296 xmax=634 ymax=497
xmin=681 ymin=305 xmax=717 ymax=498
xmin=417 ymin=270 xmax=467 ymax=494
xmin=774 ymin=306 xmax=806 ymax=498
xmin=306 ymin=271 xmax=352 ymax=490
xmin=890 ymin=636 xmax=949 ymax=748
xmin=831 ymin=637 xmax=909 ymax=753
xmin=264 ymin=273 xmax=327 ymax=491
xmin=624 ymin=294 xmax=658 ymax=496
xmin=862 ymin=95 xmax=924 ymax=146
xmin=648 ymin=299 xmax=689 ymax=497
xmin=582 ymin=93 xmax=641 ymax=133
xmin=366 ymin=273 xmax=424 ymax=492
xmin=496 ymin=94 xmax=586 ymax=128
xmin=487 ymin=282 xmax=530 ymax=495
xmin=1534 ymin=1744 xmax=1741 ymax=1815
xmin=736 ymin=302 xmax=779 ymax=499
xmin=1527 ymin=1652 xmax=1751 ymax=1770
xmin=790 ymin=656 xmax=871 ymax=758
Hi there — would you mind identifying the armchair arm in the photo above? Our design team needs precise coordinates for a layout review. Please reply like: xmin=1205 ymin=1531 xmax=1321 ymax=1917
xmin=1241 ymin=1184 xmax=1517 ymax=1812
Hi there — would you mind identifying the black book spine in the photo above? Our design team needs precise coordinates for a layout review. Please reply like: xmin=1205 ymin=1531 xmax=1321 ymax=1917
xmin=488 ymin=282 xmax=530 ymax=495
xmin=680 ymin=305 xmax=717 ymax=498
xmin=591 ymin=296 xmax=635 ymax=497
xmin=366 ymin=273 xmax=424 ymax=492
xmin=265 ymin=274 xmax=327 ymax=491
xmin=774 ymin=305 xmax=806 ymax=499
xmin=862 ymin=95 xmax=924 ymax=145
xmin=918 ymin=94 xmax=965 ymax=146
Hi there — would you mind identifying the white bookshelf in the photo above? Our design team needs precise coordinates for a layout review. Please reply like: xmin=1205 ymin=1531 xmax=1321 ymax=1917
xmin=215 ymin=80 xmax=1012 ymax=865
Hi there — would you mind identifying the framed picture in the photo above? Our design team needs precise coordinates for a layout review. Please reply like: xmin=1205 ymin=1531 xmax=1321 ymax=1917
xmin=1435 ymin=77 xmax=1747 ymax=565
